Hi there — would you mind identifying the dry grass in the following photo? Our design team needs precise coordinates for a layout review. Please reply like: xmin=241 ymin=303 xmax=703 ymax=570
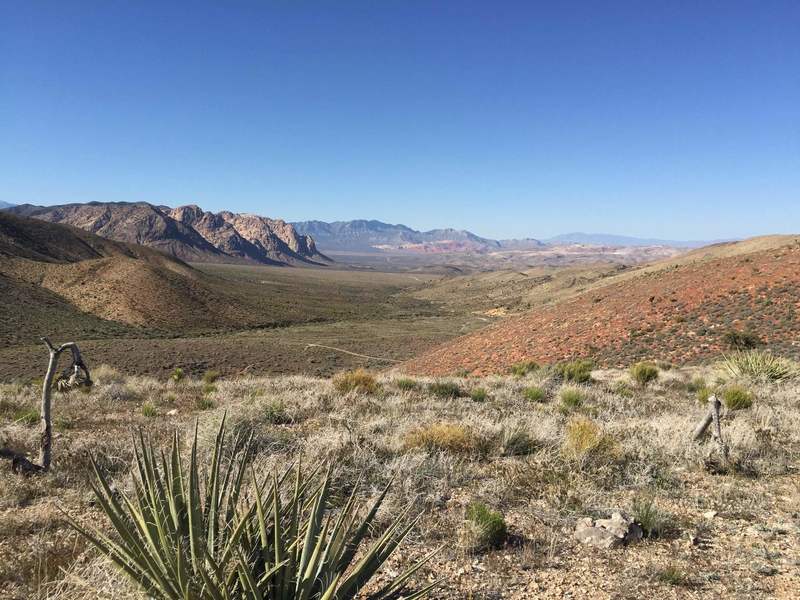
xmin=1 ymin=366 xmax=799 ymax=599
xmin=331 ymin=369 xmax=381 ymax=395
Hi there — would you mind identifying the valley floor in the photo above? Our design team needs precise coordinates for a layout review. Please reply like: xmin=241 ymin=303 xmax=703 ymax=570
xmin=1 ymin=366 xmax=798 ymax=599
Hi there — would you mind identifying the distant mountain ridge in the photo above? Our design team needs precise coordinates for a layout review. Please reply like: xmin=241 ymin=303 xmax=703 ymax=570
xmin=544 ymin=232 xmax=724 ymax=248
xmin=7 ymin=202 xmax=329 ymax=266
xmin=0 ymin=201 xmax=14 ymax=209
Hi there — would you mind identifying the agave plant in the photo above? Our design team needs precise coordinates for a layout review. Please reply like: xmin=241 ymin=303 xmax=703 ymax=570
xmin=68 ymin=418 xmax=438 ymax=599
xmin=720 ymin=350 xmax=799 ymax=382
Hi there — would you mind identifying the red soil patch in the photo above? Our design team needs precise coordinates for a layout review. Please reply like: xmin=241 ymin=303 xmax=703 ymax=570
xmin=403 ymin=244 xmax=800 ymax=375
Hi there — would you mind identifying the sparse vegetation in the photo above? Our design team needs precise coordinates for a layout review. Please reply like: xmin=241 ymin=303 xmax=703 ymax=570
xmin=469 ymin=387 xmax=488 ymax=402
xmin=395 ymin=377 xmax=419 ymax=391
xmin=655 ymin=566 xmax=690 ymax=587
xmin=721 ymin=385 xmax=754 ymax=410
xmin=562 ymin=416 xmax=616 ymax=465
xmin=502 ymin=429 xmax=539 ymax=456
xmin=201 ymin=369 xmax=220 ymax=384
xmin=427 ymin=381 xmax=463 ymax=399
xmin=523 ymin=385 xmax=546 ymax=402
xmin=141 ymin=401 xmax=158 ymax=417
xmin=723 ymin=329 xmax=763 ymax=350
xmin=332 ymin=369 xmax=381 ymax=395
xmin=404 ymin=423 xmax=480 ymax=454
xmin=195 ymin=396 xmax=215 ymax=410
xmin=630 ymin=361 xmax=659 ymax=388
xmin=554 ymin=359 xmax=593 ymax=383
xmin=633 ymin=495 xmax=672 ymax=538
xmin=462 ymin=502 xmax=507 ymax=552
xmin=559 ymin=387 xmax=585 ymax=411
xmin=169 ymin=367 xmax=185 ymax=384
xmin=510 ymin=360 xmax=540 ymax=377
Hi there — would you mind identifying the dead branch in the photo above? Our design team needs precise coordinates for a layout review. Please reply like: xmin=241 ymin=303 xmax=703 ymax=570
xmin=692 ymin=395 xmax=729 ymax=461
xmin=0 ymin=337 xmax=91 ymax=474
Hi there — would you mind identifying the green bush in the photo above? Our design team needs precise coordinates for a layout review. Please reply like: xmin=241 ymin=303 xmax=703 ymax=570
xmin=559 ymin=387 xmax=585 ymax=411
xmin=554 ymin=359 xmax=593 ymax=383
xmin=510 ymin=360 xmax=540 ymax=377
xmin=523 ymin=386 xmax=545 ymax=402
xmin=141 ymin=401 xmax=158 ymax=418
xmin=463 ymin=502 xmax=507 ymax=551
xmin=427 ymin=381 xmax=463 ymax=399
xmin=632 ymin=495 xmax=672 ymax=538
xmin=630 ymin=362 xmax=659 ymax=388
xmin=201 ymin=370 xmax=220 ymax=384
xmin=169 ymin=367 xmax=185 ymax=384
xmin=696 ymin=387 xmax=712 ymax=405
xmin=395 ymin=378 xmax=419 ymax=391
xmin=263 ymin=400 xmax=292 ymax=424
xmin=721 ymin=385 xmax=753 ymax=410
xmin=470 ymin=387 xmax=488 ymax=402
xmin=723 ymin=329 xmax=763 ymax=350
xmin=612 ymin=380 xmax=634 ymax=398
xmin=69 ymin=420 xmax=438 ymax=600
xmin=201 ymin=383 xmax=217 ymax=396
xmin=195 ymin=396 xmax=215 ymax=411
xmin=687 ymin=376 xmax=706 ymax=393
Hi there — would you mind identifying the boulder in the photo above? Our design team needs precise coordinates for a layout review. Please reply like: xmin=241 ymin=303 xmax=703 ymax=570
xmin=574 ymin=511 xmax=642 ymax=549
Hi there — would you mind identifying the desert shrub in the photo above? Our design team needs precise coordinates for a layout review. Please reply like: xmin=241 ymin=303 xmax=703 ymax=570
xmin=687 ymin=376 xmax=707 ymax=393
xmin=612 ymin=380 xmax=634 ymax=398
xmin=502 ymin=430 xmax=539 ymax=456
xmin=655 ymin=360 xmax=674 ymax=371
xmin=554 ymin=359 xmax=593 ymax=383
xmin=559 ymin=387 xmax=585 ymax=411
xmin=263 ymin=400 xmax=292 ymax=424
xmin=632 ymin=495 xmax=672 ymax=538
xmin=395 ymin=378 xmax=419 ymax=391
xmin=92 ymin=364 xmax=125 ymax=386
xmin=630 ymin=362 xmax=659 ymax=388
xmin=169 ymin=367 xmax=185 ymax=384
xmin=696 ymin=387 xmax=712 ymax=405
xmin=404 ymin=423 xmax=480 ymax=454
xmin=195 ymin=396 xmax=215 ymax=411
xmin=141 ymin=401 xmax=158 ymax=418
xmin=655 ymin=566 xmax=690 ymax=587
xmin=427 ymin=381 xmax=463 ymax=399
xmin=69 ymin=420 xmax=437 ymax=600
xmin=562 ymin=416 xmax=616 ymax=465
xmin=201 ymin=370 xmax=220 ymax=384
xmin=721 ymin=385 xmax=753 ymax=410
xmin=720 ymin=350 xmax=798 ymax=381
xmin=462 ymin=502 xmax=507 ymax=551
xmin=510 ymin=360 xmax=540 ymax=377
xmin=523 ymin=386 xmax=545 ymax=402
xmin=332 ymin=369 xmax=380 ymax=395
xmin=201 ymin=383 xmax=217 ymax=396
xmin=723 ymin=329 xmax=763 ymax=350
xmin=470 ymin=387 xmax=488 ymax=402
xmin=14 ymin=407 xmax=38 ymax=426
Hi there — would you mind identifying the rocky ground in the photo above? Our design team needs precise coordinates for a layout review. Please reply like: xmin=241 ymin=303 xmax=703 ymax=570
xmin=1 ymin=363 xmax=798 ymax=599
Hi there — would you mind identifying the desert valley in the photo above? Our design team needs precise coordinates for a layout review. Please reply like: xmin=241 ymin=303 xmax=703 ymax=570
xmin=1 ymin=202 xmax=799 ymax=599
xmin=3 ymin=4 xmax=799 ymax=599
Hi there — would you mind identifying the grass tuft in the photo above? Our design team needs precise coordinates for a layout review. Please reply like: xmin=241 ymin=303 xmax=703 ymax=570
xmin=462 ymin=502 xmax=507 ymax=552
xmin=554 ymin=359 xmax=593 ymax=383
xmin=630 ymin=362 xmax=659 ymax=388
xmin=721 ymin=385 xmax=753 ymax=410
xmin=427 ymin=381 xmax=463 ymax=399
xmin=523 ymin=386 xmax=545 ymax=402
xmin=332 ymin=369 xmax=380 ymax=395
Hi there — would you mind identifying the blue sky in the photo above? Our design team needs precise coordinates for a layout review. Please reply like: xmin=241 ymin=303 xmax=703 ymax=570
xmin=1 ymin=1 xmax=798 ymax=240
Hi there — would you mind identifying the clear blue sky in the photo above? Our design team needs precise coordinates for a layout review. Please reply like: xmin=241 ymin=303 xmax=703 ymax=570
xmin=1 ymin=1 xmax=798 ymax=240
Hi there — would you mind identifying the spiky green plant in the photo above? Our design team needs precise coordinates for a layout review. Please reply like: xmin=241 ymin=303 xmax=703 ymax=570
xmin=720 ymin=350 xmax=799 ymax=381
xmin=68 ymin=419 xmax=438 ymax=600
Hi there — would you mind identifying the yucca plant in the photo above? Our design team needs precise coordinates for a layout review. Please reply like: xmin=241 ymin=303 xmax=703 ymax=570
xmin=720 ymin=350 xmax=799 ymax=381
xmin=68 ymin=418 xmax=438 ymax=599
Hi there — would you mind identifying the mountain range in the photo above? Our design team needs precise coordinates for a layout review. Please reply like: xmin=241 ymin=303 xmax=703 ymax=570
xmin=6 ymin=202 xmax=329 ymax=266
xmin=544 ymin=232 xmax=724 ymax=248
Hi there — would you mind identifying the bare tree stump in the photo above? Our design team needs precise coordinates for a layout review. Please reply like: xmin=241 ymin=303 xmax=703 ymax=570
xmin=1 ymin=337 xmax=91 ymax=474
xmin=692 ymin=395 xmax=729 ymax=462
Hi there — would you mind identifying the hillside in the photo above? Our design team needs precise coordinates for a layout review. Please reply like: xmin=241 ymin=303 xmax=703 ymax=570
xmin=0 ymin=212 xmax=327 ymax=343
xmin=291 ymin=219 xmax=504 ymax=253
xmin=403 ymin=236 xmax=800 ymax=375
xmin=7 ymin=202 xmax=328 ymax=266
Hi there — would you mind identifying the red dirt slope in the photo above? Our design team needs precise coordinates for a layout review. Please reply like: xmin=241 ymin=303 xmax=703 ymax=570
xmin=403 ymin=241 xmax=800 ymax=375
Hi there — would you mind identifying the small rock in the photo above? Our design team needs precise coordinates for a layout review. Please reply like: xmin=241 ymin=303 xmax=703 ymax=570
xmin=167 ymin=409 xmax=178 ymax=416
xmin=703 ymin=510 xmax=718 ymax=519
xmin=574 ymin=512 xmax=641 ymax=549
xmin=574 ymin=525 xmax=622 ymax=549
